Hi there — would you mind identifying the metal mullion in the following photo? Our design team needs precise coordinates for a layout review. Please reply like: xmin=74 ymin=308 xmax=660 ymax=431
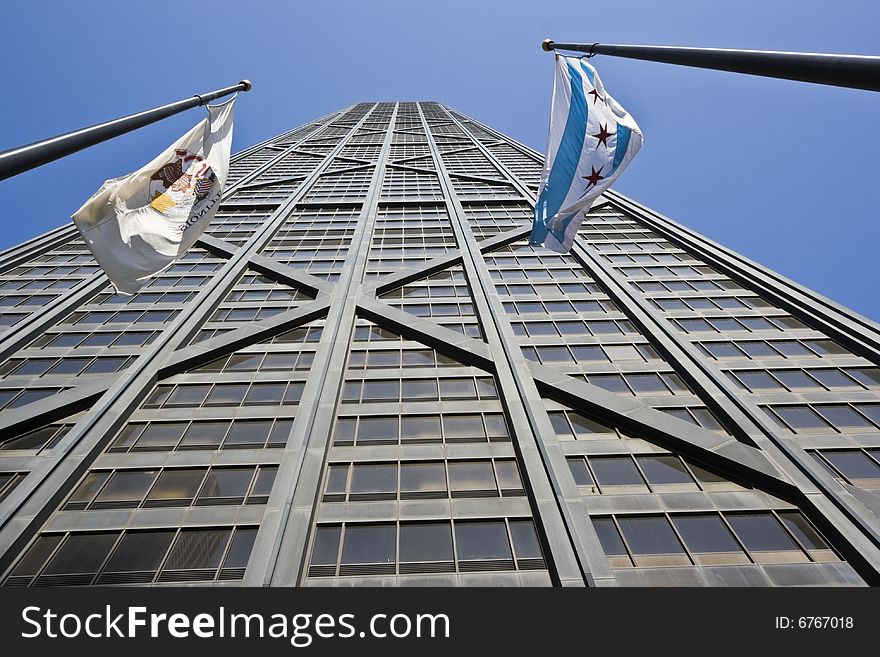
xmin=239 ymin=104 xmax=397 ymax=586
xmin=418 ymin=103 xmax=598 ymax=587
xmin=0 ymin=106 xmax=377 ymax=575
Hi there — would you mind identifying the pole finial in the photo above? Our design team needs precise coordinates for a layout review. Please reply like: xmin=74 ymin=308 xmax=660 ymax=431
xmin=542 ymin=39 xmax=555 ymax=52
xmin=239 ymin=80 xmax=253 ymax=92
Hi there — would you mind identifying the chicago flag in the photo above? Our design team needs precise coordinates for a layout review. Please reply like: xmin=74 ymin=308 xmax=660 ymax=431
xmin=530 ymin=55 xmax=643 ymax=252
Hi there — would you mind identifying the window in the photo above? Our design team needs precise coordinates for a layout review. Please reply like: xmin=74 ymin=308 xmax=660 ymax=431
xmin=615 ymin=516 xmax=690 ymax=566
xmin=5 ymin=527 xmax=256 ymax=586
xmin=725 ymin=513 xmax=807 ymax=563
xmin=636 ymin=456 xmax=697 ymax=489
xmin=349 ymin=463 xmax=397 ymax=500
xmin=671 ymin=515 xmax=748 ymax=565
xmin=340 ymin=524 xmax=396 ymax=574
xmin=589 ymin=457 xmax=648 ymax=492
xmin=399 ymin=523 xmax=454 ymax=571
xmin=448 ymin=461 xmax=495 ymax=497
xmin=145 ymin=469 xmax=205 ymax=507
xmin=454 ymin=521 xmax=512 ymax=566
xmin=817 ymin=451 xmax=880 ymax=487
xmin=400 ymin=462 xmax=446 ymax=499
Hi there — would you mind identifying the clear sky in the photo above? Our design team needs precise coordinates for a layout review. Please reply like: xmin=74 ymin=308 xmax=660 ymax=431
xmin=1 ymin=1 xmax=878 ymax=319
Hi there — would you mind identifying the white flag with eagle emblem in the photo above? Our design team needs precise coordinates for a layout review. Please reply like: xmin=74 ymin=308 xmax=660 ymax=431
xmin=531 ymin=55 xmax=642 ymax=252
xmin=72 ymin=97 xmax=235 ymax=294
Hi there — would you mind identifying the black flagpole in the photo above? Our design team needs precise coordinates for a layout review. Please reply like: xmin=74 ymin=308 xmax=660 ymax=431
xmin=542 ymin=40 xmax=880 ymax=92
xmin=0 ymin=80 xmax=253 ymax=182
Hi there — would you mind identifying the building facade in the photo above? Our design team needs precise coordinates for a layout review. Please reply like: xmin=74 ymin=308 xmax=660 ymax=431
xmin=0 ymin=102 xmax=879 ymax=587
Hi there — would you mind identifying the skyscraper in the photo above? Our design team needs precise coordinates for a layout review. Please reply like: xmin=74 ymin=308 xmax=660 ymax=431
xmin=0 ymin=101 xmax=879 ymax=587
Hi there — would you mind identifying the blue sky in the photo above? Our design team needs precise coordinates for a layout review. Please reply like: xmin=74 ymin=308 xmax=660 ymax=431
xmin=1 ymin=1 xmax=878 ymax=318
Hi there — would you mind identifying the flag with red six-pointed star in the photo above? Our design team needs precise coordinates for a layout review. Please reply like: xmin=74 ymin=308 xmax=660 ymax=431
xmin=531 ymin=55 xmax=643 ymax=252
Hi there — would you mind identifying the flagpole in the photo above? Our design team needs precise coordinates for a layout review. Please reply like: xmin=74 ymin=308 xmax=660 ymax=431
xmin=0 ymin=80 xmax=253 ymax=182
xmin=542 ymin=39 xmax=880 ymax=92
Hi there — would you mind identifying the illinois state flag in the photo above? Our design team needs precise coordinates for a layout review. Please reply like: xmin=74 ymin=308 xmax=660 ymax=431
xmin=531 ymin=55 xmax=642 ymax=252
xmin=73 ymin=97 xmax=235 ymax=294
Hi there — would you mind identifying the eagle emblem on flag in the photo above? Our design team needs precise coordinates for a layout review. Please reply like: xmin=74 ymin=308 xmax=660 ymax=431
xmin=148 ymin=148 xmax=217 ymax=216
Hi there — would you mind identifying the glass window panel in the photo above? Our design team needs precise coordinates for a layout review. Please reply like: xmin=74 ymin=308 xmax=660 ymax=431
xmin=569 ymin=413 xmax=614 ymax=435
xmin=771 ymin=341 xmax=811 ymax=356
xmin=400 ymin=462 xmax=446 ymax=494
xmin=358 ymin=417 xmax=398 ymax=443
xmin=310 ymin=526 xmax=341 ymax=566
xmin=590 ymin=457 xmax=644 ymax=486
xmin=773 ymin=406 xmax=832 ymax=430
xmin=448 ymin=461 xmax=495 ymax=493
xmin=571 ymin=346 xmax=607 ymax=362
xmin=361 ymin=380 xmax=399 ymax=401
xmin=567 ymin=458 xmax=594 ymax=486
xmin=822 ymin=451 xmax=880 ymax=479
xmin=589 ymin=374 xmax=629 ymax=393
xmin=848 ymin=368 xmax=880 ymax=388
xmin=197 ymin=468 xmax=254 ymax=502
xmin=626 ymin=373 xmax=669 ymax=393
xmin=95 ymin=470 xmax=158 ymax=505
xmin=225 ymin=354 xmax=264 ymax=371
xmin=703 ymin=342 xmax=743 ymax=358
xmin=145 ymin=469 xmax=205 ymax=504
xmin=777 ymin=512 xmax=831 ymax=551
xmin=349 ymin=463 xmax=397 ymax=494
xmin=180 ymin=421 xmax=229 ymax=448
xmin=166 ymin=385 xmax=211 ymax=407
xmin=739 ymin=341 xmax=779 ymax=357
xmin=341 ymin=524 xmax=396 ymax=564
xmin=811 ymin=369 xmax=858 ymax=388
xmin=402 ymin=350 xmax=434 ymax=367
xmin=617 ymin=516 xmax=686 ymax=555
xmin=736 ymin=371 xmax=783 ymax=390
xmin=815 ymin=405 xmax=873 ymax=428
xmin=206 ymin=384 xmax=250 ymax=405
xmin=773 ymin=370 xmax=819 ymax=389
xmin=325 ymin=464 xmax=349 ymax=495
xmin=68 ymin=472 xmax=110 ymax=506
xmin=366 ymin=351 xmax=399 ymax=368
xmin=134 ymin=423 xmax=187 ymax=450
xmin=399 ymin=523 xmax=453 ymax=562
xmin=103 ymin=531 xmax=175 ymax=573
xmin=402 ymin=379 xmax=439 ymax=400
xmin=10 ymin=535 xmax=64 ymax=577
xmin=443 ymin=415 xmax=484 ymax=439
xmin=509 ymin=520 xmax=542 ymax=559
xmin=223 ymin=528 xmax=258 ymax=569
xmin=726 ymin=513 xmax=800 ymax=552
xmin=454 ymin=521 xmax=512 ymax=560
xmin=637 ymin=456 xmax=694 ymax=485
xmin=250 ymin=467 xmax=277 ymax=498
xmin=400 ymin=415 xmax=441 ymax=441
xmin=164 ymin=529 xmax=231 ymax=570
xmin=83 ymin=357 xmax=128 ymax=374
xmin=268 ymin=419 xmax=293 ymax=446
xmin=672 ymin=515 xmax=742 ymax=553
xmin=593 ymin=518 xmax=627 ymax=556
xmin=244 ymin=383 xmax=285 ymax=405
xmin=439 ymin=378 xmax=475 ymax=399
xmin=43 ymin=533 xmax=118 ymax=575
xmin=494 ymin=460 xmax=523 ymax=490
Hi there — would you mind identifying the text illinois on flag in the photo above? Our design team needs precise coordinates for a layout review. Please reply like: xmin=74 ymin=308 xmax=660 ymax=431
xmin=72 ymin=97 xmax=236 ymax=294
xmin=531 ymin=55 xmax=643 ymax=252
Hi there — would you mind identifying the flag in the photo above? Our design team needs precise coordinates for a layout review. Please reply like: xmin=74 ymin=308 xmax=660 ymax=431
xmin=72 ymin=97 xmax=236 ymax=294
xmin=530 ymin=55 xmax=643 ymax=252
